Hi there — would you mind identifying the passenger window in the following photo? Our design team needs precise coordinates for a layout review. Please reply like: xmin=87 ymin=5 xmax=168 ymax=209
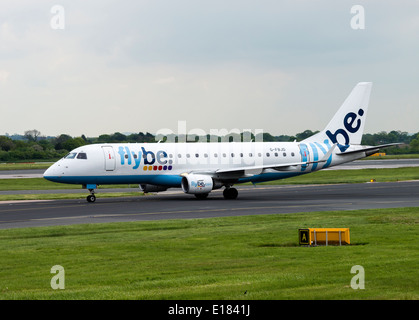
xmin=77 ymin=153 xmax=87 ymax=160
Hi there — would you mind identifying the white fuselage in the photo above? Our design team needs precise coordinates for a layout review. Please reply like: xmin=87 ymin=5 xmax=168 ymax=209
xmin=43 ymin=141 xmax=360 ymax=187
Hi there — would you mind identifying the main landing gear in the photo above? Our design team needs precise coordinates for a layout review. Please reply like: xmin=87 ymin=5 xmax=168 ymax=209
xmin=195 ymin=193 xmax=209 ymax=200
xmin=193 ymin=187 xmax=238 ymax=200
xmin=223 ymin=187 xmax=238 ymax=200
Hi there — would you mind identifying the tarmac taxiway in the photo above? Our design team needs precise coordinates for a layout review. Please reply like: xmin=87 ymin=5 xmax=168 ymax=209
xmin=0 ymin=180 xmax=418 ymax=229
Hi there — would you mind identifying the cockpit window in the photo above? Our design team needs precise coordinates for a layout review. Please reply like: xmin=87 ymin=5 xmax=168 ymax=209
xmin=65 ymin=152 xmax=77 ymax=159
xmin=77 ymin=153 xmax=87 ymax=159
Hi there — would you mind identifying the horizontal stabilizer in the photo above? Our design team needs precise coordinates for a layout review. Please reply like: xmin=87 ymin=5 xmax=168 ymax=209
xmin=336 ymin=143 xmax=402 ymax=156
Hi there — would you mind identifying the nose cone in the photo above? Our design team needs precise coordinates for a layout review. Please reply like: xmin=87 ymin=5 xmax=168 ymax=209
xmin=43 ymin=163 xmax=61 ymax=182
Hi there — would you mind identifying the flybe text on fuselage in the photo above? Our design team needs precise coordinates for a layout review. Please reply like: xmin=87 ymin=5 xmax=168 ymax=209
xmin=117 ymin=146 xmax=171 ymax=170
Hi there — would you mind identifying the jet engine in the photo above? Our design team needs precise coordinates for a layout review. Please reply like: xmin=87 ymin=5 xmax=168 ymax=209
xmin=181 ymin=174 xmax=213 ymax=194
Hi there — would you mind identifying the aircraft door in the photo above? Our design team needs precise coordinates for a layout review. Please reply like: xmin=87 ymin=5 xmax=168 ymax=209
xmin=102 ymin=146 xmax=116 ymax=171
xmin=299 ymin=143 xmax=310 ymax=171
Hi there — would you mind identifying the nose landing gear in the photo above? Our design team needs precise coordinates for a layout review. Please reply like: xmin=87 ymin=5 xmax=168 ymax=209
xmin=87 ymin=193 xmax=96 ymax=203
xmin=83 ymin=184 xmax=98 ymax=203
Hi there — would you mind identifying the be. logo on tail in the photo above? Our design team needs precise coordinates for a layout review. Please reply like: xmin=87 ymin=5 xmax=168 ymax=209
xmin=325 ymin=108 xmax=364 ymax=152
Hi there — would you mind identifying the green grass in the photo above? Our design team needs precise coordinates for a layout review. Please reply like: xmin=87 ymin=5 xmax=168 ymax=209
xmin=0 ymin=192 xmax=144 ymax=201
xmin=0 ymin=162 xmax=53 ymax=171
xmin=0 ymin=178 xmax=136 ymax=191
xmin=363 ymin=154 xmax=419 ymax=160
xmin=0 ymin=207 xmax=418 ymax=299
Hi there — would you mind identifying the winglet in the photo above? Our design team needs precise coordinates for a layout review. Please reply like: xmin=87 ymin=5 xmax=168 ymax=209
xmin=307 ymin=144 xmax=336 ymax=164
xmin=319 ymin=143 xmax=336 ymax=162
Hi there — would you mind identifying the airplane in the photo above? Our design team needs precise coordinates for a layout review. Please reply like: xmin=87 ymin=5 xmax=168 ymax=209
xmin=43 ymin=82 xmax=400 ymax=202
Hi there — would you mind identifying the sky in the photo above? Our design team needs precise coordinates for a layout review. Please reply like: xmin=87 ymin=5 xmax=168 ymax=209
xmin=1 ymin=0 xmax=418 ymax=138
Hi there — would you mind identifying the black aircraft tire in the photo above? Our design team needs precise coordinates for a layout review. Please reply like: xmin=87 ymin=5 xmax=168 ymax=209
xmin=87 ymin=195 xmax=96 ymax=203
xmin=223 ymin=188 xmax=238 ymax=200
xmin=195 ymin=193 xmax=209 ymax=200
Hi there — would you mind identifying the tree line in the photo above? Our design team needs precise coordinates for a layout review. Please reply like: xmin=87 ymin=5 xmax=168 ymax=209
xmin=0 ymin=129 xmax=418 ymax=162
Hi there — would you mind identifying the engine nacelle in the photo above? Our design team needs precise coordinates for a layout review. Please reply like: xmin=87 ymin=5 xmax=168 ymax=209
xmin=181 ymin=174 xmax=213 ymax=194
xmin=139 ymin=184 xmax=168 ymax=193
